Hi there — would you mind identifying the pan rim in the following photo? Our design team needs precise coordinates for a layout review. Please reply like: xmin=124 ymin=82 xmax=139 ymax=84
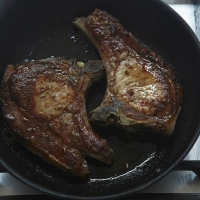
xmin=1 ymin=0 xmax=200 ymax=199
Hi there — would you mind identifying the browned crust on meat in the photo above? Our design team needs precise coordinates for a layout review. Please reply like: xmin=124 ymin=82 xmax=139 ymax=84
xmin=0 ymin=57 xmax=114 ymax=177
xmin=74 ymin=9 xmax=182 ymax=135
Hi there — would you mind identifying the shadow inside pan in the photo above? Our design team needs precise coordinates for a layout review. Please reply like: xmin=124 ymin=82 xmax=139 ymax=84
xmin=0 ymin=0 xmax=200 ymax=199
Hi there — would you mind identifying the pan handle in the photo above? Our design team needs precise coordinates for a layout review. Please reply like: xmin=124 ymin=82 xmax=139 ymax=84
xmin=174 ymin=160 xmax=200 ymax=176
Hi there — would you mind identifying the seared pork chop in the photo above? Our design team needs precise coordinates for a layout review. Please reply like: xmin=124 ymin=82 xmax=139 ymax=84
xmin=73 ymin=9 xmax=182 ymax=135
xmin=0 ymin=57 xmax=114 ymax=177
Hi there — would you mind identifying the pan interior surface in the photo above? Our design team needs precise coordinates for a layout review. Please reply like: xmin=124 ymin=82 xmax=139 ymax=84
xmin=0 ymin=0 xmax=200 ymax=199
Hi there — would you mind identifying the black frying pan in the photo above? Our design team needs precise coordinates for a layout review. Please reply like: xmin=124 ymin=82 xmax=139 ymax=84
xmin=0 ymin=0 xmax=200 ymax=199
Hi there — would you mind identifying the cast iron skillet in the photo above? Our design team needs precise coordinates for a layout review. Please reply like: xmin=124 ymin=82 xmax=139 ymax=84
xmin=0 ymin=0 xmax=200 ymax=199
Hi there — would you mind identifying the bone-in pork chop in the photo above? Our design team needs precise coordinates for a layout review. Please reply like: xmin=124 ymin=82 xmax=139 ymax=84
xmin=0 ymin=57 xmax=114 ymax=177
xmin=73 ymin=9 xmax=182 ymax=135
